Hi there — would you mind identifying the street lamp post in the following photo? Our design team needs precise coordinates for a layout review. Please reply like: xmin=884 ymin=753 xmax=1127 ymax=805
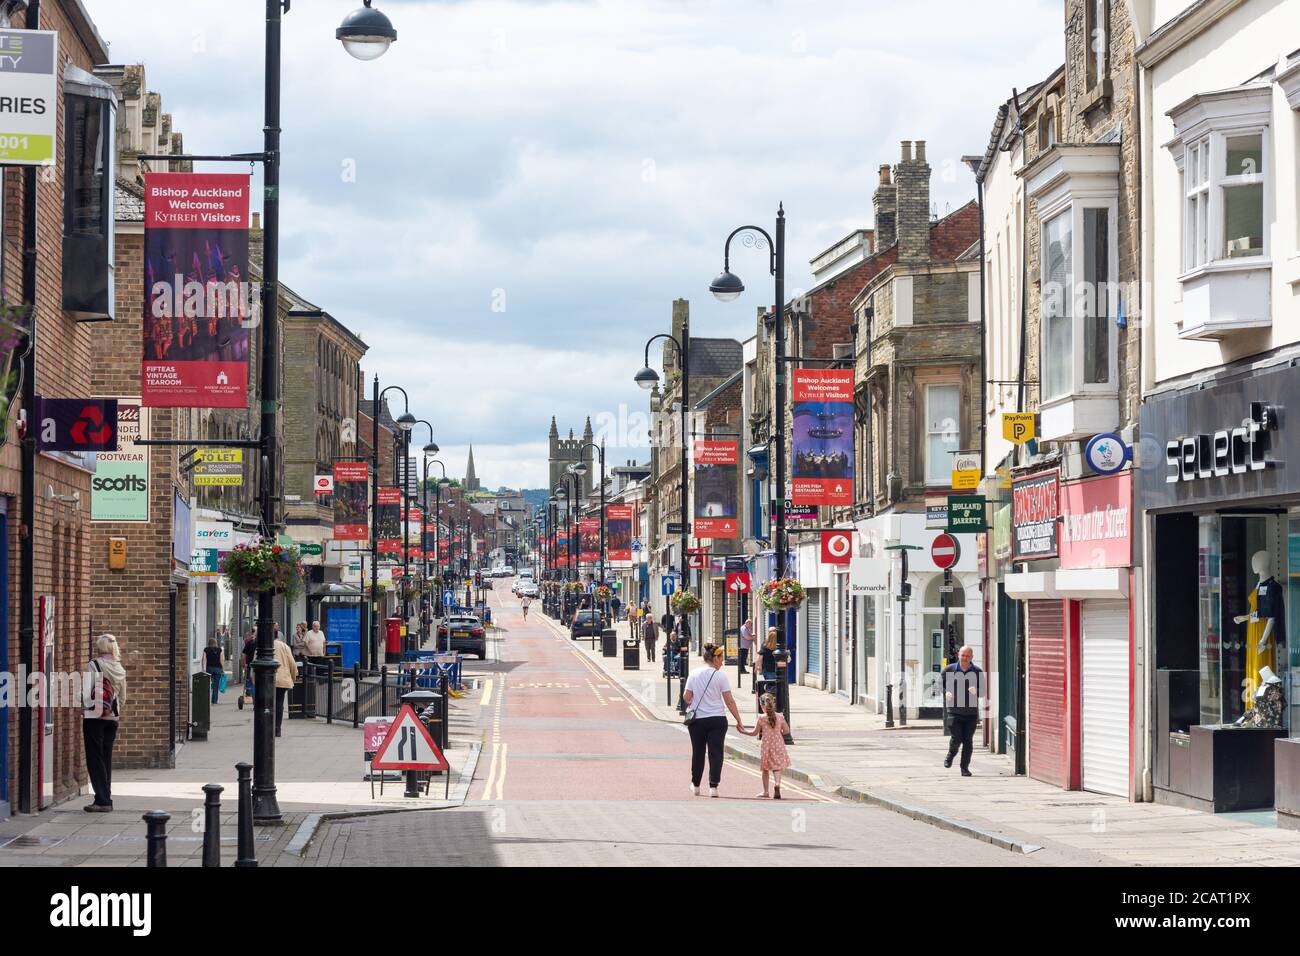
xmin=370 ymin=378 xmax=415 ymax=667
xmin=247 ymin=0 xmax=397 ymax=826
xmin=708 ymin=206 xmax=788 ymax=686
xmin=425 ymin=458 xmax=448 ymax=645
xmin=571 ymin=440 xmax=607 ymax=618
xmin=636 ymin=322 xmax=690 ymax=713
xmin=412 ymin=421 xmax=437 ymax=643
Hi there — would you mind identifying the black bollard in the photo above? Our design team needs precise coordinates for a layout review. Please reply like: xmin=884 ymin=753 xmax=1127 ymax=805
xmin=235 ymin=762 xmax=256 ymax=868
xmin=143 ymin=811 xmax=170 ymax=868
xmin=201 ymin=783 xmax=223 ymax=867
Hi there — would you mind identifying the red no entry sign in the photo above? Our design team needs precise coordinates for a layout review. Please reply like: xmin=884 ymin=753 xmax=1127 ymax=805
xmin=931 ymin=533 xmax=960 ymax=570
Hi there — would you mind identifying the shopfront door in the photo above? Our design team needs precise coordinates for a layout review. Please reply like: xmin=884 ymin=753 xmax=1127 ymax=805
xmin=1028 ymin=599 xmax=1068 ymax=788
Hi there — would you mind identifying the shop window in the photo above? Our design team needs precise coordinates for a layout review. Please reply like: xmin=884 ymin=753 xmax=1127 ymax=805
xmin=1040 ymin=200 xmax=1117 ymax=402
xmin=924 ymin=383 xmax=960 ymax=486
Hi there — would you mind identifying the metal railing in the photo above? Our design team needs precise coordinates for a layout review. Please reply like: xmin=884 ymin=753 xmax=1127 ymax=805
xmin=296 ymin=660 xmax=416 ymax=727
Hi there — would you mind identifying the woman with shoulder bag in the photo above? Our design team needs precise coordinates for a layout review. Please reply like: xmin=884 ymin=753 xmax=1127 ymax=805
xmin=83 ymin=634 xmax=127 ymax=812
xmin=682 ymin=643 xmax=748 ymax=797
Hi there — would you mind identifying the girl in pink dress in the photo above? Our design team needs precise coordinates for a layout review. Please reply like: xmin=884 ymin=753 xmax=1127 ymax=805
xmin=742 ymin=693 xmax=790 ymax=798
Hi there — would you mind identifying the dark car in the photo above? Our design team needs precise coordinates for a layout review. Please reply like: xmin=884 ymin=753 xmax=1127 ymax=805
xmin=569 ymin=609 xmax=603 ymax=640
xmin=437 ymin=615 xmax=487 ymax=659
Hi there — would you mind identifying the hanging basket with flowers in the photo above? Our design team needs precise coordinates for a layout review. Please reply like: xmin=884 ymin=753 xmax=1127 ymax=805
xmin=565 ymin=581 xmax=583 ymax=594
xmin=219 ymin=538 xmax=306 ymax=601
xmin=593 ymin=583 xmax=613 ymax=603
xmin=670 ymin=590 xmax=701 ymax=615
xmin=759 ymin=577 xmax=806 ymax=611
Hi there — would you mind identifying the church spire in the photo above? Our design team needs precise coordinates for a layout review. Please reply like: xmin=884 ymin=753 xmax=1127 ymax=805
xmin=464 ymin=445 xmax=480 ymax=493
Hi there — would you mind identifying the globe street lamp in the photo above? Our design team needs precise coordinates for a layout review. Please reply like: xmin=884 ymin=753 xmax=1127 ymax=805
xmin=710 ymin=207 xmax=789 ymax=720
xmin=371 ymin=379 xmax=412 ymax=669
xmin=636 ymin=326 xmax=690 ymax=712
xmin=336 ymin=0 xmax=397 ymax=61
xmin=570 ymin=442 xmax=607 ymax=620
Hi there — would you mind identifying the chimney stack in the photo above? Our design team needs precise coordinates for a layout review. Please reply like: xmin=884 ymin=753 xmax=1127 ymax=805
xmin=872 ymin=163 xmax=897 ymax=249
xmin=895 ymin=138 xmax=931 ymax=263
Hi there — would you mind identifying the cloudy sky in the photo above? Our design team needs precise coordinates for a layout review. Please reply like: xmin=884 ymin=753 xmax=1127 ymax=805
xmin=86 ymin=0 xmax=1065 ymax=490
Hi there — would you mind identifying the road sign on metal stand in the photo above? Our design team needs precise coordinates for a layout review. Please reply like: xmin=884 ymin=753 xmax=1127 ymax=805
xmin=370 ymin=704 xmax=448 ymax=773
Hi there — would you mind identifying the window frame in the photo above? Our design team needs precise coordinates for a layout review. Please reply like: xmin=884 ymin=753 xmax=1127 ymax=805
xmin=1037 ymin=194 xmax=1119 ymax=404
xmin=1167 ymin=87 xmax=1273 ymax=282
xmin=923 ymin=382 xmax=961 ymax=488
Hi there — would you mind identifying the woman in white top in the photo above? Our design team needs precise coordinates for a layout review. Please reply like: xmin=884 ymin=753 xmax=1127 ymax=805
xmin=682 ymin=643 xmax=748 ymax=797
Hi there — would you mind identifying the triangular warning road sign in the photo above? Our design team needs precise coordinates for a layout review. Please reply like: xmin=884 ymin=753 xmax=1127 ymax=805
xmin=370 ymin=703 xmax=449 ymax=771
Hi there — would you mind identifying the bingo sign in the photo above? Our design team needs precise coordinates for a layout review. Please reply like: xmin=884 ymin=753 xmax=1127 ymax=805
xmin=1012 ymin=469 xmax=1059 ymax=560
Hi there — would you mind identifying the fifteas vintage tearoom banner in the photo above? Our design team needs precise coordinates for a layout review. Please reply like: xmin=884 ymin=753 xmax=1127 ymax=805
xmin=791 ymin=368 xmax=854 ymax=506
xmin=606 ymin=505 xmax=633 ymax=563
xmin=693 ymin=440 xmax=739 ymax=538
xmin=141 ymin=172 xmax=252 ymax=408
xmin=332 ymin=462 xmax=369 ymax=541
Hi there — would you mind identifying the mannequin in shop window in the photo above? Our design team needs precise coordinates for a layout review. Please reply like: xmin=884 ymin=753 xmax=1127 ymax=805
xmin=1243 ymin=666 xmax=1285 ymax=728
xmin=1231 ymin=550 xmax=1285 ymax=713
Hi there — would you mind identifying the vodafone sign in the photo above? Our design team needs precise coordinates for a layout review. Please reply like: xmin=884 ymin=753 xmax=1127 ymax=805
xmin=820 ymin=530 xmax=852 ymax=565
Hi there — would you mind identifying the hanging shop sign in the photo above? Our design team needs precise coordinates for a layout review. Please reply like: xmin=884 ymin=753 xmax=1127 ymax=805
xmin=313 ymin=474 xmax=334 ymax=495
xmin=947 ymin=495 xmax=987 ymax=533
xmin=141 ymin=172 xmax=252 ymax=409
xmin=791 ymin=369 xmax=854 ymax=506
xmin=376 ymin=487 xmax=402 ymax=553
xmin=1011 ymin=469 xmax=1059 ymax=561
xmin=693 ymin=440 xmax=739 ymax=538
xmin=849 ymin=557 xmax=889 ymax=596
xmin=1084 ymin=432 xmax=1131 ymax=475
xmin=926 ymin=498 xmax=949 ymax=530
xmin=820 ymin=531 xmax=852 ymax=565
xmin=1059 ymin=472 xmax=1131 ymax=570
xmin=607 ymin=505 xmax=633 ymax=562
xmin=36 ymin=398 xmax=118 ymax=452
xmin=91 ymin=398 xmax=149 ymax=523
xmin=193 ymin=447 xmax=243 ymax=486
xmin=950 ymin=451 xmax=981 ymax=490
xmin=332 ymin=461 xmax=369 ymax=540
xmin=0 ymin=30 xmax=57 ymax=165
xmin=1001 ymin=412 xmax=1036 ymax=445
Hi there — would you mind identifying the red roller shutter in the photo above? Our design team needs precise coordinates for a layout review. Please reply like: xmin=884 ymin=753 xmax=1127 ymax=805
xmin=1028 ymin=599 xmax=1067 ymax=788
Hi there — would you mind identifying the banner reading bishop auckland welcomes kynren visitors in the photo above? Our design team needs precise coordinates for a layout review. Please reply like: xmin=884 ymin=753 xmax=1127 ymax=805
xmin=791 ymin=368 xmax=854 ymax=506
xmin=142 ymin=172 xmax=252 ymax=408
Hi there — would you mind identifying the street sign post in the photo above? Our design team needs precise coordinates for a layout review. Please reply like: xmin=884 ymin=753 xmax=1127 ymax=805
xmin=661 ymin=575 xmax=677 ymax=596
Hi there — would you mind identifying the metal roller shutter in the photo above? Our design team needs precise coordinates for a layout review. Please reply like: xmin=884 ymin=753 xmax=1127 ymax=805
xmin=1027 ymin=599 xmax=1066 ymax=788
xmin=806 ymin=590 xmax=823 ymax=677
xmin=1081 ymin=600 xmax=1129 ymax=797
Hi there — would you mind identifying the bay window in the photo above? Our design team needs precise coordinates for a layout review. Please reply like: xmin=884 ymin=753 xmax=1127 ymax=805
xmin=1166 ymin=84 xmax=1272 ymax=339
xmin=1021 ymin=143 xmax=1120 ymax=440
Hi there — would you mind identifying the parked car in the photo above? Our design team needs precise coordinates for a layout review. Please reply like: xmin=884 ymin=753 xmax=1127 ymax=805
xmin=569 ymin=609 xmax=602 ymax=640
xmin=437 ymin=614 xmax=487 ymax=659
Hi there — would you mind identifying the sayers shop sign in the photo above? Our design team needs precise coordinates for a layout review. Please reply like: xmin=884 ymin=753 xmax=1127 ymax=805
xmin=1140 ymin=365 xmax=1295 ymax=512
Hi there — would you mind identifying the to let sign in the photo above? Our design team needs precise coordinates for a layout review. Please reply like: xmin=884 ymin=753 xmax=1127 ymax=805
xmin=1012 ymin=469 xmax=1059 ymax=560
xmin=0 ymin=30 xmax=57 ymax=165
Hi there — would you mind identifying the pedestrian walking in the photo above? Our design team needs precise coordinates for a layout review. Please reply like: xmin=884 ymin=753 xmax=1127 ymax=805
xmin=740 ymin=692 xmax=790 ymax=798
xmin=661 ymin=609 xmax=674 ymax=635
xmin=738 ymin=617 xmax=753 ymax=675
xmin=521 ymin=595 xmax=531 ymax=621
xmin=273 ymin=632 xmax=299 ymax=737
xmin=643 ymin=614 xmax=658 ymax=662
xmin=942 ymin=645 xmax=983 ymax=777
xmin=239 ymin=630 xmax=257 ymax=709
xmin=82 ymin=634 xmax=126 ymax=813
xmin=202 ymin=637 xmax=225 ymax=705
xmin=683 ymin=643 xmax=748 ymax=797
xmin=610 ymin=594 xmax=621 ymax=621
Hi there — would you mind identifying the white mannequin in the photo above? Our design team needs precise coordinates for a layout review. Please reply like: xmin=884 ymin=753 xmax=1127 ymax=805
xmin=1232 ymin=550 xmax=1274 ymax=652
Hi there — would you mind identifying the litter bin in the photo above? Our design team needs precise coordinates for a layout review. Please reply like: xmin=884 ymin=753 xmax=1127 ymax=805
xmin=191 ymin=671 xmax=211 ymax=740
xmin=601 ymin=627 xmax=618 ymax=658
xmin=622 ymin=638 xmax=640 ymax=670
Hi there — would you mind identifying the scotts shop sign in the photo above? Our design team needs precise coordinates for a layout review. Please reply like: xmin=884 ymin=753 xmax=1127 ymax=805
xmin=1164 ymin=402 xmax=1277 ymax=483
